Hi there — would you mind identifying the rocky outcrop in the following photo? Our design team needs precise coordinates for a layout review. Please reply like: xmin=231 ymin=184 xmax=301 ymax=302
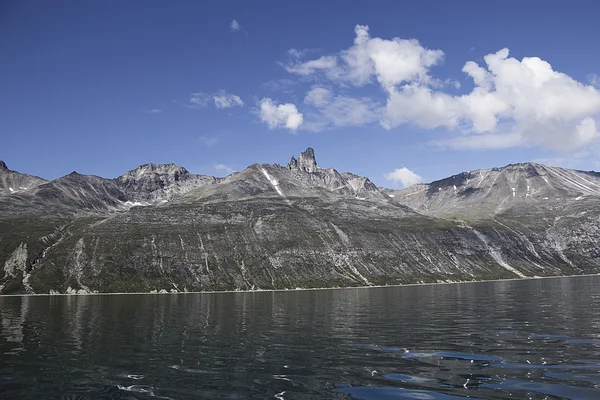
xmin=0 ymin=161 xmax=47 ymax=197
xmin=117 ymin=163 xmax=218 ymax=203
xmin=1 ymin=149 xmax=599 ymax=294
xmin=287 ymin=148 xmax=385 ymax=200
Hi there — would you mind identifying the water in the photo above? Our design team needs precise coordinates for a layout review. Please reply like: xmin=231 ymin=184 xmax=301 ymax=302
xmin=2 ymin=276 xmax=600 ymax=399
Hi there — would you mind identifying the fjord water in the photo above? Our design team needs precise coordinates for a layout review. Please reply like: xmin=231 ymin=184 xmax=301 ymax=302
xmin=2 ymin=277 xmax=600 ymax=399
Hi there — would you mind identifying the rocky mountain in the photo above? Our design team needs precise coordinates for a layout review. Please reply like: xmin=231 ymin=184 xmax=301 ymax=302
xmin=1 ymin=150 xmax=599 ymax=295
xmin=386 ymin=162 xmax=600 ymax=219
xmin=118 ymin=163 xmax=219 ymax=203
xmin=0 ymin=161 xmax=47 ymax=197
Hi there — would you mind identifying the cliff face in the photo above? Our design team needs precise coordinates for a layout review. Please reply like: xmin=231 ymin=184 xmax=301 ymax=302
xmin=1 ymin=151 xmax=599 ymax=294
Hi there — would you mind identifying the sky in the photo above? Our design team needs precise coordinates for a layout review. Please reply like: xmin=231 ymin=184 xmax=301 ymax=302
xmin=2 ymin=0 xmax=600 ymax=188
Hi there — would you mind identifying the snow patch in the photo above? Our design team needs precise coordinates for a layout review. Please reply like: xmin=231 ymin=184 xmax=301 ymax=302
xmin=260 ymin=167 xmax=288 ymax=202
xmin=331 ymin=223 xmax=350 ymax=245
xmin=123 ymin=200 xmax=151 ymax=208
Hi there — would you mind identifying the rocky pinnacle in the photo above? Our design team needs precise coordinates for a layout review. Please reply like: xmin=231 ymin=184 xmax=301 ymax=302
xmin=288 ymin=147 xmax=318 ymax=173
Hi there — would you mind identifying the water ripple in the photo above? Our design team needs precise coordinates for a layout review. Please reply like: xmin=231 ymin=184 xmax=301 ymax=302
xmin=2 ymin=275 xmax=600 ymax=399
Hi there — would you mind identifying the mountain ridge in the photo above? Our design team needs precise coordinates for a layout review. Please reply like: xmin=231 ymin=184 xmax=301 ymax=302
xmin=1 ymin=149 xmax=599 ymax=295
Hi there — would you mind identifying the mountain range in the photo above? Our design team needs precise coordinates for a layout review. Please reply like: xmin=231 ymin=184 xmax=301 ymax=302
xmin=1 ymin=148 xmax=599 ymax=294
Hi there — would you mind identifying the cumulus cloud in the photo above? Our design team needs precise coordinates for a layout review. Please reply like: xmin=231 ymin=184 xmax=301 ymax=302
xmin=284 ymin=25 xmax=600 ymax=151
xmin=385 ymin=47 xmax=600 ymax=150
xmin=189 ymin=90 xmax=244 ymax=109
xmin=286 ymin=25 xmax=444 ymax=88
xmin=230 ymin=20 xmax=241 ymax=32
xmin=302 ymin=86 xmax=383 ymax=131
xmin=214 ymin=164 xmax=235 ymax=175
xmin=384 ymin=167 xmax=422 ymax=188
xmin=258 ymin=98 xmax=303 ymax=131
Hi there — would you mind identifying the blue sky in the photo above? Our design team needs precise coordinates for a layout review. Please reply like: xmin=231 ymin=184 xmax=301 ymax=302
xmin=2 ymin=0 xmax=600 ymax=188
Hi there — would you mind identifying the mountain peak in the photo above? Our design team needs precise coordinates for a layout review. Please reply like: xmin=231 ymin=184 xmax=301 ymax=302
xmin=120 ymin=163 xmax=190 ymax=180
xmin=289 ymin=147 xmax=318 ymax=172
xmin=0 ymin=161 xmax=7 ymax=170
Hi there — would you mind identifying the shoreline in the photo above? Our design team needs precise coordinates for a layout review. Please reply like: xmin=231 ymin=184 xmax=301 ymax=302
xmin=1 ymin=272 xmax=599 ymax=298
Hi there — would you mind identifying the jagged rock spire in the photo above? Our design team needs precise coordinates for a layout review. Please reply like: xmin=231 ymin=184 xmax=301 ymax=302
xmin=0 ymin=161 xmax=7 ymax=170
xmin=288 ymin=148 xmax=318 ymax=173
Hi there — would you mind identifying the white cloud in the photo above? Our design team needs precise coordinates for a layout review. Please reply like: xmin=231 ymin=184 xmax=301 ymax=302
xmin=189 ymin=92 xmax=211 ymax=107
xmin=384 ymin=167 xmax=422 ymax=188
xmin=189 ymin=90 xmax=244 ymax=109
xmin=302 ymin=86 xmax=382 ymax=131
xmin=386 ymin=48 xmax=600 ymax=151
xmin=230 ymin=20 xmax=241 ymax=32
xmin=144 ymin=109 xmax=163 ymax=114
xmin=214 ymin=164 xmax=235 ymax=175
xmin=286 ymin=25 xmax=444 ymax=88
xmin=285 ymin=55 xmax=339 ymax=76
xmin=284 ymin=25 xmax=600 ymax=151
xmin=213 ymin=91 xmax=244 ymax=108
xmin=258 ymin=98 xmax=303 ymax=131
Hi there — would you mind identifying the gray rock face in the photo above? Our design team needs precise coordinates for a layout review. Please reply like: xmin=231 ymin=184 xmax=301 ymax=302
xmin=287 ymin=149 xmax=385 ymax=201
xmin=0 ymin=161 xmax=47 ymax=197
xmin=387 ymin=162 xmax=600 ymax=219
xmin=296 ymin=147 xmax=318 ymax=172
xmin=1 ymin=150 xmax=599 ymax=295
xmin=117 ymin=163 xmax=218 ymax=203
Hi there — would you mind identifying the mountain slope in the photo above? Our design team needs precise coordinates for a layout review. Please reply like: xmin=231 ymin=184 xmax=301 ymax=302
xmin=1 ymin=150 xmax=599 ymax=295
xmin=0 ymin=161 xmax=47 ymax=196
xmin=387 ymin=162 xmax=600 ymax=219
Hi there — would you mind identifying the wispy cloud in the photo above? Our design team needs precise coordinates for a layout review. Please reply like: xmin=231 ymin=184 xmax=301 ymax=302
xmin=260 ymin=78 xmax=298 ymax=94
xmin=213 ymin=92 xmax=244 ymax=109
xmin=301 ymin=86 xmax=383 ymax=132
xmin=214 ymin=163 xmax=235 ymax=175
xmin=188 ymin=90 xmax=244 ymax=109
xmin=588 ymin=73 xmax=600 ymax=89
xmin=230 ymin=20 xmax=241 ymax=32
xmin=143 ymin=109 xmax=163 ymax=114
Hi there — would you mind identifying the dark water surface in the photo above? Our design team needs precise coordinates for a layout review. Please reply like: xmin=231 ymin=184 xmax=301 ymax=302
xmin=2 ymin=276 xmax=600 ymax=399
